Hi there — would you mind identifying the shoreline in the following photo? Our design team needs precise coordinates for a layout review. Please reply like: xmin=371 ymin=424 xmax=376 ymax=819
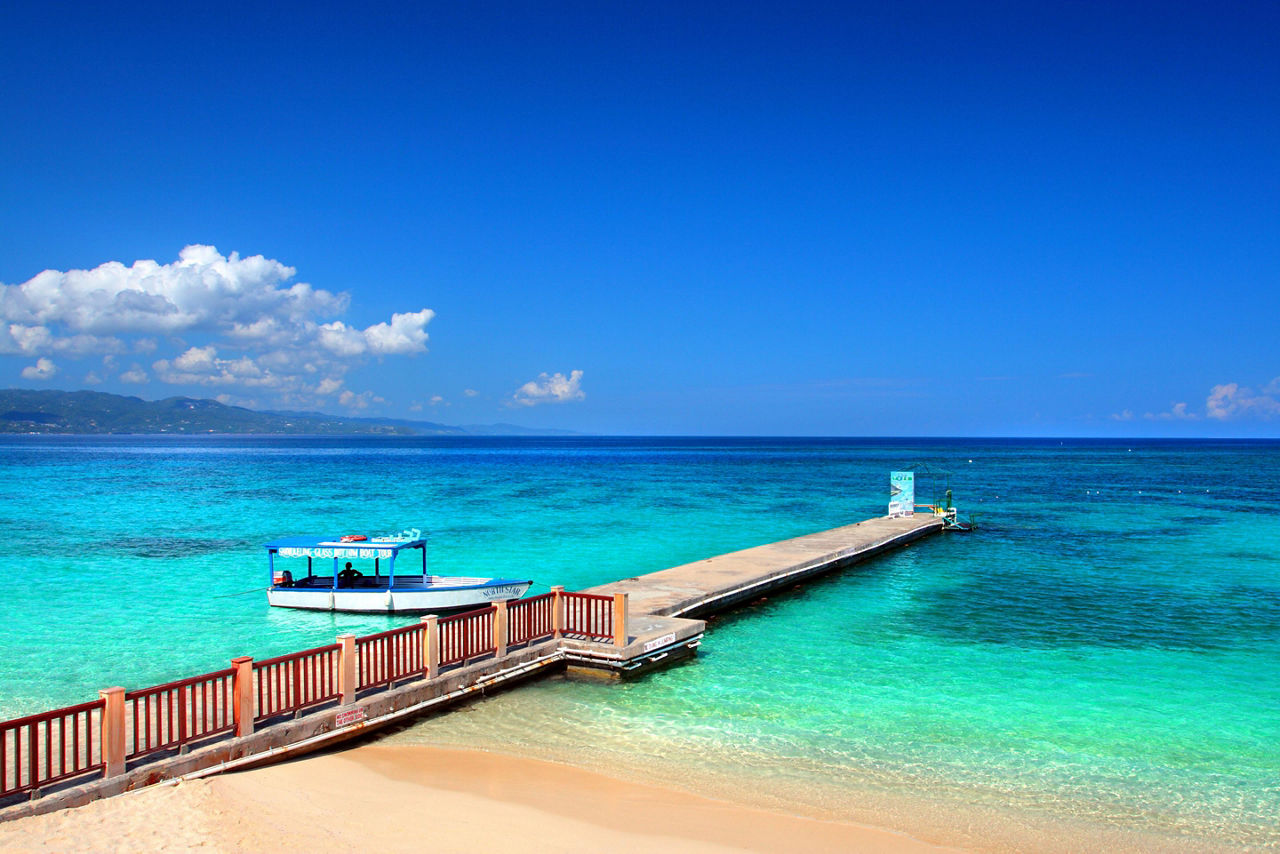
xmin=0 ymin=744 xmax=960 ymax=853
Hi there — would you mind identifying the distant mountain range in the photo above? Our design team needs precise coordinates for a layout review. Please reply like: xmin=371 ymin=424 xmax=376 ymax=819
xmin=0 ymin=389 xmax=576 ymax=436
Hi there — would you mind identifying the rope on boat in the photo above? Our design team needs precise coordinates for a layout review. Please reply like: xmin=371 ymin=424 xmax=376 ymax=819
xmin=212 ymin=585 xmax=272 ymax=598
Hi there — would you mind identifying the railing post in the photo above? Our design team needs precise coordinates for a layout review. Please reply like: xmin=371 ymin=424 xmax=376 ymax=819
xmin=98 ymin=686 xmax=125 ymax=779
xmin=337 ymin=634 xmax=357 ymax=705
xmin=493 ymin=601 xmax=508 ymax=658
xmin=612 ymin=592 xmax=629 ymax=648
xmin=231 ymin=656 xmax=254 ymax=737
xmin=421 ymin=615 xmax=439 ymax=679
xmin=551 ymin=585 xmax=565 ymax=639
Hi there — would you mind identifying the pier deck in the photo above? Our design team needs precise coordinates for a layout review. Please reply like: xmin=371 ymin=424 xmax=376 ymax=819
xmin=2 ymin=512 xmax=944 ymax=820
xmin=587 ymin=513 xmax=943 ymax=619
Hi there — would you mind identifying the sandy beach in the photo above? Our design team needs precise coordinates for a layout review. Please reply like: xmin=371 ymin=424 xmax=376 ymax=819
xmin=0 ymin=744 xmax=958 ymax=853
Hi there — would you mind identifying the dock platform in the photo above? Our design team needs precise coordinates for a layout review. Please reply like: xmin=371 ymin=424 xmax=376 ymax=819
xmin=1 ymin=512 xmax=943 ymax=820
xmin=589 ymin=514 xmax=943 ymax=619
xmin=573 ymin=513 xmax=943 ymax=674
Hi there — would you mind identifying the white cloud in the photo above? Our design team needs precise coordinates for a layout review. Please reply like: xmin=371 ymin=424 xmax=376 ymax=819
xmin=429 ymin=395 xmax=445 ymax=406
xmin=317 ymin=309 xmax=434 ymax=358
xmin=338 ymin=389 xmax=386 ymax=410
xmin=463 ymin=388 xmax=479 ymax=397
xmin=1110 ymin=409 xmax=1134 ymax=422
xmin=120 ymin=365 xmax=149 ymax=384
xmin=1205 ymin=380 xmax=1280 ymax=420
xmin=364 ymin=309 xmax=434 ymax=355
xmin=1 ymin=245 xmax=435 ymax=411
xmin=84 ymin=371 xmax=102 ymax=385
xmin=0 ymin=244 xmax=343 ymax=336
xmin=1144 ymin=402 xmax=1197 ymax=421
xmin=1134 ymin=378 xmax=1280 ymax=422
xmin=510 ymin=370 xmax=585 ymax=407
xmin=21 ymin=357 xmax=57 ymax=380
xmin=153 ymin=346 xmax=280 ymax=388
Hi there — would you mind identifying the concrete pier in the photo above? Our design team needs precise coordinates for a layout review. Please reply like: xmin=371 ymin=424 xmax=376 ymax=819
xmin=568 ymin=513 xmax=943 ymax=675
xmin=0 ymin=512 xmax=943 ymax=820
xmin=588 ymin=514 xmax=943 ymax=619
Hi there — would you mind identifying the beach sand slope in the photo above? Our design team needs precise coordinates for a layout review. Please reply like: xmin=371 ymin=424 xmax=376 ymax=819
xmin=0 ymin=744 xmax=957 ymax=853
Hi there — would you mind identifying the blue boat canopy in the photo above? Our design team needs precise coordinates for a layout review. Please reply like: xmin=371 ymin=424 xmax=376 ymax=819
xmin=264 ymin=534 xmax=428 ymax=560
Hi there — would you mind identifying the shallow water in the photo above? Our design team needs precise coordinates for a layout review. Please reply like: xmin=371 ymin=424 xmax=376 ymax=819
xmin=1 ymin=436 xmax=1277 ymax=848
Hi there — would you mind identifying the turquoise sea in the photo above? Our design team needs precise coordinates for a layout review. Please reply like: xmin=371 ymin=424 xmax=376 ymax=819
xmin=1 ymin=436 xmax=1277 ymax=850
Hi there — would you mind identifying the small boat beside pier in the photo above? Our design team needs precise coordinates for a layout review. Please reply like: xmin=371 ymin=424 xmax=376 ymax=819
xmin=265 ymin=533 xmax=531 ymax=613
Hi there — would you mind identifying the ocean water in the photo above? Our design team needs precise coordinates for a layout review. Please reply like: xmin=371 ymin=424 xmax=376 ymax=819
xmin=1 ymin=436 xmax=1277 ymax=849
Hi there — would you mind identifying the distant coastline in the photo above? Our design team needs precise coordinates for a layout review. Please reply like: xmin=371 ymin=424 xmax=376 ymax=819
xmin=0 ymin=388 xmax=574 ymax=436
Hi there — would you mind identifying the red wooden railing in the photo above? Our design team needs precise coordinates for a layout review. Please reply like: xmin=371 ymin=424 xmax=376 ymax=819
xmin=356 ymin=623 xmax=424 ymax=690
xmin=125 ymin=668 xmax=236 ymax=761
xmin=508 ymin=592 xmax=556 ymax=647
xmin=0 ymin=587 xmax=630 ymax=802
xmin=253 ymin=644 xmax=341 ymax=721
xmin=0 ymin=699 xmax=104 ymax=798
xmin=562 ymin=592 xmax=614 ymax=641
xmin=437 ymin=607 xmax=495 ymax=668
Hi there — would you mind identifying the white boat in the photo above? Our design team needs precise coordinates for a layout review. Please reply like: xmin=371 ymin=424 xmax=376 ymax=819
xmin=264 ymin=532 xmax=532 ymax=614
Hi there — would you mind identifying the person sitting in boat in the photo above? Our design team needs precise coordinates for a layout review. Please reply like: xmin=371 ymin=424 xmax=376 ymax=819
xmin=338 ymin=562 xmax=363 ymax=588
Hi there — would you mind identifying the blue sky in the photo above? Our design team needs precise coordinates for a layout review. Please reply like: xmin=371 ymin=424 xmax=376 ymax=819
xmin=1 ymin=2 xmax=1277 ymax=436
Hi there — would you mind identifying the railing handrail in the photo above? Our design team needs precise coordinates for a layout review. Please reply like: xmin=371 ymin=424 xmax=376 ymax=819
xmin=437 ymin=605 xmax=492 ymax=626
xmin=563 ymin=592 xmax=611 ymax=603
xmin=255 ymin=643 xmax=342 ymax=669
xmin=1 ymin=698 xmax=104 ymax=798
xmin=507 ymin=593 xmax=556 ymax=646
xmin=561 ymin=591 xmax=614 ymax=641
xmin=0 ymin=698 xmax=105 ymax=732
xmin=0 ymin=584 xmax=629 ymax=804
xmin=125 ymin=668 xmax=236 ymax=761
xmin=124 ymin=667 xmax=236 ymax=700
xmin=354 ymin=622 xmax=421 ymax=647
xmin=509 ymin=591 xmax=554 ymax=610
xmin=355 ymin=623 xmax=424 ymax=691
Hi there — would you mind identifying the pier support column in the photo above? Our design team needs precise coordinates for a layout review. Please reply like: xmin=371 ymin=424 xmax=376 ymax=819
xmin=98 ymin=686 xmax=125 ymax=779
xmin=231 ymin=656 xmax=254 ymax=737
xmin=612 ymin=592 xmax=629 ymax=648
xmin=337 ymin=634 xmax=357 ymax=705
xmin=551 ymin=585 xmax=565 ymax=639
xmin=493 ymin=601 xmax=509 ymax=658
xmin=421 ymin=615 xmax=439 ymax=679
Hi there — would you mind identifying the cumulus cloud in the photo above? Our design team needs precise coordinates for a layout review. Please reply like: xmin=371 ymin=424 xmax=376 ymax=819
xmin=1133 ymin=377 xmax=1280 ymax=422
xmin=463 ymin=388 xmax=479 ymax=397
xmin=1205 ymin=380 xmax=1280 ymax=420
xmin=21 ymin=357 xmax=57 ymax=380
xmin=338 ymin=389 xmax=385 ymax=410
xmin=1 ymin=245 xmax=435 ymax=410
xmin=120 ymin=365 xmax=149 ymax=384
xmin=1144 ymin=402 xmax=1197 ymax=421
xmin=510 ymin=370 xmax=585 ymax=407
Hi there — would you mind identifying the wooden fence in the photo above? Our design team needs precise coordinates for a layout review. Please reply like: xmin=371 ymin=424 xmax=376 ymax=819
xmin=0 ymin=588 xmax=627 ymax=801
xmin=125 ymin=668 xmax=236 ymax=760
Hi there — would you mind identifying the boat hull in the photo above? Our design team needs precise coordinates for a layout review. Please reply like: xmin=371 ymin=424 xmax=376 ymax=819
xmin=267 ymin=579 xmax=532 ymax=613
